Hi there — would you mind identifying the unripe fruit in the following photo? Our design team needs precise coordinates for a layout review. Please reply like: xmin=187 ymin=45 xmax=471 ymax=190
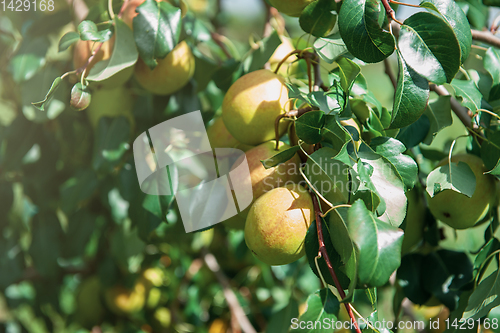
xmin=75 ymin=276 xmax=105 ymax=329
xmin=268 ymin=0 xmax=315 ymax=17
xmin=86 ymin=86 xmax=135 ymax=130
xmin=70 ymin=83 xmax=91 ymax=111
xmin=245 ymin=184 xmax=314 ymax=265
xmin=104 ymin=281 xmax=146 ymax=315
xmin=427 ymin=154 xmax=496 ymax=229
xmin=134 ymin=41 xmax=195 ymax=95
xmin=222 ymin=69 xmax=290 ymax=146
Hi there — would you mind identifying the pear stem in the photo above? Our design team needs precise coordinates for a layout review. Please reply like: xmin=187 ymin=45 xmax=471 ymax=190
xmin=311 ymin=193 xmax=362 ymax=333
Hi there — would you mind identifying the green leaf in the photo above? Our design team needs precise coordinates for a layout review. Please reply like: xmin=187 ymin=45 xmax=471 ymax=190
xmin=398 ymin=12 xmax=461 ymax=84
xmin=305 ymin=148 xmax=351 ymax=206
xmin=484 ymin=47 xmax=500 ymax=101
xmin=419 ymin=0 xmax=472 ymax=64
xmin=299 ymin=0 xmax=337 ymax=38
xmin=29 ymin=213 xmax=63 ymax=278
xmin=337 ymin=57 xmax=360 ymax=94
xmin=8 ymin=37 xmax=49 ymax=83
xmin=389 ymin=50 xmax=429 ymax=129
xmin=450 ymin=79 xmax=482 ymax=111
xmin=266 ymin=298 xmax=299 ymax=333
xmin=110 ymin=220 xmax=146 ymax=272
xmin=425 ymin=161 xmax=476 ymax=197
xmin=314 ymin=32 xmax=348 ymax=63
xmin=58 ymin=31 xmax=80 ymax=52
xmin=77 ymin=20 xmax=113 ymax=42
xmin=358 ymin=144 xmax=407 ymax=227
xmin=92 ymin=116 xmax=131 ymax=173
xmin=338 ymin=0 xmax=395 ymax=63
xmin=480 ymin=132 xmax=500 ymax=175
xmin=133 ymin=0 xmax=182 ymax=70
xmin=397 ymin=253 xmax=433 ymax=304
xmin=290 ymin=288 xmax=340 ymax=332
xmin=261 ymin=146 xmax=300 ymax=169
xmin=31 ymin=77 xmax=62 ymax=111
xmin=423 ymin=95 xmax=453 ymax=144
xmin=87 ymin=18 xmax=138 ymax=82
xmin=61 ymin=210 xmax=96 ymax=259
xmin=321 ymin=115 xmax=351 ymax=149
xmin=0 ymin=235 xmax=25 ymax=289
xmin=60 ymin=169 xmax=99 ymax=214
xmin=296 ymin=111 xmax=326 ymax=144
xmin=243 ymin=31 xmax=282 ymax=73
xmin=305 ymin=220 xmax=351 ymax=288
xmin=395 ymin=114 xmax=431 ymax=149
xmin=369 ymin=137 xmax=418 ymax=190
xmin=347 ymin=200 xmax=404 ymax=287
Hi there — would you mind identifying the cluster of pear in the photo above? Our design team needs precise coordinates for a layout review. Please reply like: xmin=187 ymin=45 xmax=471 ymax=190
xmin=75 ymin=267 xmax=170 ymax=330
xmin=205 ymin=66 xmax=317 ymax=266
xmin=71 ymin=0 xmax=195 ymax=127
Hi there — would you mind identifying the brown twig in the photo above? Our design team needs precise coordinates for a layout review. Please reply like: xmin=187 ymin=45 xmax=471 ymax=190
xmin=381 ymin=0 xmax=404 ymax=25
xmin=211 ymin=32 xmax=233 ymax=59
xmin=384 ymin=58 xmax=397 ymax=90
xmin=201 ymin=248 xmax=257 ymax=333
xmin=311 ymin=193 xmax=362 ymax=333
xmin=76 ymin=42 xmax=104 ymax=77
xmin=471 ymin=29 xmax=500 ymax=49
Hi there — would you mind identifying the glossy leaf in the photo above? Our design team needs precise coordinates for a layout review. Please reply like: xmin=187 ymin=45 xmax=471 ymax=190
xmin=58 ymin=31 xmax=80 ymax=52
xmin=290 ymin=288 xmax=340 ymax=332
xmin=390 ymin=50 xmax=429 ymax=129
xmin=484 ymin=47 xmax=500 ymax=101
xmin=299 ymin=0 xmax=337 ymax=38
xmin=347 ymin=200 xmax=404 ymax=287
xmin=314 ymin=32 xmax=348 ymax=63
xmin=31 ymin=76 xmax=62 ymax=111
xmin=338 ymin=0 xmax=395 ymax=63
xmin=321 ymin=115 xmax=351 ymax=149
xmin=423 ymin=95 xmax=453 ymax=144
xmin=420 ymin=0 xmax=472 ymax=64
xmin=396 ymin=114 xmax=431 ymax=149
xmin=77 ymin=20 xmax=113 ymax=42
xmin=295 ymin=111 xmax=326 ymax=144
xmin=261 ymin=145 xmax=300 ymax=169
xmin=451 ymin=79 xmax=482 ymax=111
xmin=337 ymin=57 xmax=361 ymax=94
xmin=425 ymin=161 xmax=476 ymax=197
xmin=87 ymin=19 xmax=138 ymax=82
xmin=8 ymin=37 xmax=49 ymax=83
xmin=398 ymin=12 xmax=461 ymax=84
xmin=463 ymin=268 xmax=500 ymax=319
xmin=481 ymin=132 xmax=500 ymax=175
xmin=133 ymin=0 xmax=181 ymax=69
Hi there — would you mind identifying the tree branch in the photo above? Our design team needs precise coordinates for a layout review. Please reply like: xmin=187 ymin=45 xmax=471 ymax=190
xmin=311 ymin=193 xmax=362 ymax=333
xmin=201 ymin=248 xmax=257 ymax=333
xmin=471 ymin=29 xmax=500 ymax=49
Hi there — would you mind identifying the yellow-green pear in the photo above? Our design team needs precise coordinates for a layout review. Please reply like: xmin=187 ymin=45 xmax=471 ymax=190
xmin=86 ymin=86 xmax=135 ymax=131
xmin=75 ymin=276 xmax=105 ymax=329
xmin=206 ymin=116 xmax=254 ymax=152
xmin=269 ymin=37 xmax=299 ymax=77
xmin=222 ymin=69 xmax=290 ymax=146
xmin=224 ymin=140 xmax=302 ymax=229
xmin=245 ymin=184 xmax=314 ymax=265
xmin=104 ymin=281 xmax=146 ymax=316
xmin=134 ymin=41 xmax=195 ymax=95
xmin=401 ymin=188 xmax=426 ymax=254
xmin=268 ymin=0 xmax=315 ymax=17
xmin=427 ymin=154 xmax=496 ymax=229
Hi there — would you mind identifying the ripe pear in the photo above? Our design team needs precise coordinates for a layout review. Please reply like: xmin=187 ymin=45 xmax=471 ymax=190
xmin=86 ymin=85 xmax=135 ymax=131
xmin=427 ymin=154 xmax=496 ymax=229
xmin=134 ymin=40 xmax=195 ymax=95
xmin=104 ymin=281 xmax=146 ymax=315
xmin=222 ymin=69 xmax=290 ymax=146
xmin=269 ymin=37 xmax=299 ymax=77
xmin=245 ymin=184 xmax=314 ymax=265
xmin=75 ymin=276 xmax=105 ymax=329
xmin=268 ymin=0 xmax=315 ymax=17
xmin=206 ymin=116 xmax=254 ymax=152
xmin=401 ymin=188 xmax=426 ymax=254
xmin=223 ymin=140 xmax=302 ymax=229
xmin=73 ymin=37 xmax=133 ymax=89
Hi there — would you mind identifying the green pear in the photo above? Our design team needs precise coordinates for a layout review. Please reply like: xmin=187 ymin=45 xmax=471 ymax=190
xmin=245 ymin=184 xmax=314 ymax=265
xmin=75 ymin=276 xmax=105 ymax=329
xmin=269 ymin=37 xmax=299 ymax=77
xmin=427 ymin=154 xmax=496 ymax=229
xmin=401 ymin=188 xmax=426 ymax=254
xmin=134 ymin=41 xmax=195 ymax=95
xmin=268 ymin=0 xmax=315 ymax=17
xmin=222 ymin=69 xmax=290 ymax=146
xmin=86 ymin=86 xmax=135 ymax=131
